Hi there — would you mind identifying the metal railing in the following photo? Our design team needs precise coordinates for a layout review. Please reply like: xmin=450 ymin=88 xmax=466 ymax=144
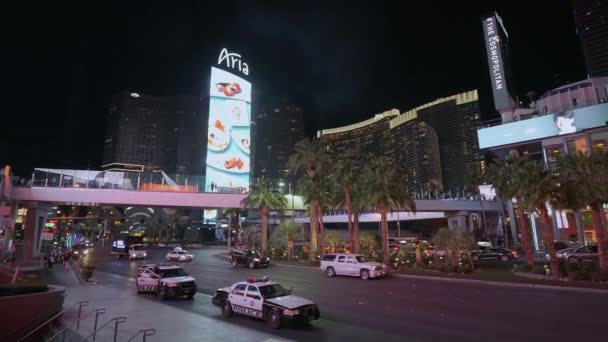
xmin=45 ymin=308 xmax=106 ymax=342
xmin=126 ymin=328 xmax=156 ymax=342
xmin=79 ymin=316 xmax=127 ymax=342
xmin=16 ymin=301 xmax=89 ymax=342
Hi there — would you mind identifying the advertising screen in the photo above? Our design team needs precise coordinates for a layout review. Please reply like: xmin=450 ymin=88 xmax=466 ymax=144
xmin=205 ymin=66 xmax=251 ymax=192
xmin=477 ymin=103 xmax=608 ymax=149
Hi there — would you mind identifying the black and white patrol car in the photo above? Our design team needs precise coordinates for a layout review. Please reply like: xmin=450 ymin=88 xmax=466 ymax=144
xmin=212 ymin=277 xmax=320 ymax=329
xmin=136 ymin=264 xmax=197 ymax=300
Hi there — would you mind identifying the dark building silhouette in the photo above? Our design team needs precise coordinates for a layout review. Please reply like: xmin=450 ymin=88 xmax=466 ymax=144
xmin=254 ymin=103 xmax=306 ymax=179
xmin=102 ymin=92 xmax=205 ymax=180
xmin=573 ymin=0 xmax=608 ymax=77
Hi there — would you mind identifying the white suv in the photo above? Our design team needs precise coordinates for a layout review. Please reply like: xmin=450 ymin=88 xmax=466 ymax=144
xmin=320 ymin=253 xmax=386 ymax=280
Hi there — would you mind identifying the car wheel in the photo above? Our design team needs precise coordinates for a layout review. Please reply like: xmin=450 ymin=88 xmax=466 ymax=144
xmin=500 ymin=255 xmax=509 ymax=262
xmin=249 ymin=261 xmax=255 ymax=269
xmin=360 ymin=269 xmax=370 ymax=280
xmin=222 ymin=301 xmax=233 ymax=318
xmin=159 ymin=285 xmax=168 ymax=301
xmin=268 ymin=309 xmax=281 ymax=329
xmin=568 ymin=256 xmax=579 ymax=263
xmin=326 ymin=267 xmax=335 ymax=277
xmin=231 ymin=260 xmax=238 ymax=268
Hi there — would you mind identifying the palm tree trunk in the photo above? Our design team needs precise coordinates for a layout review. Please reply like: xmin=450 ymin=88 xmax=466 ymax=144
xmin=309 ymin=201 xmax=319 ymax=260
xmin=379 ymin=200 xmax=390 ymax=266
xmin=345 ymin=185 xmax=353 ymax=245
xmin=261 ymin=206 xmax=269 ymax=253
xmin=515 ymin=198 xmax=534 ymax=269
xmin=317 ymin=205 xmax=325 ymax=256
xmin=353 ymin=209 xmax=360 ymax=254
xmin=539 ymin=205 xmax=559 ymax=279
xmin=590 ymin=202 xmax=608 ymax=272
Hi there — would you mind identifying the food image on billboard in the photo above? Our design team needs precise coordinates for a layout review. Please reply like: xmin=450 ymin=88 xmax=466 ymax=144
xmin=205 ymin=67 xmax=251 ymax=192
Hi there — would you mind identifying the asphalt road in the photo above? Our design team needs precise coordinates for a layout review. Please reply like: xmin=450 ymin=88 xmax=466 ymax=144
xmin=83 ymin=246 xmax=607 ymax=342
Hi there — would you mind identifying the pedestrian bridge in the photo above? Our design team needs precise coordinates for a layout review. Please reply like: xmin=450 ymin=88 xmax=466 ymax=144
xmin=5 ymin=168 xmax=499 ymax=212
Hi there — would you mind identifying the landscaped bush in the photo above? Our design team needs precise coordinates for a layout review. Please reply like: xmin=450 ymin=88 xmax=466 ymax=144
xmin=459 ymin=264 xmax=473 ymax=274
xmin=590 ymin=272 xmax=608 ymax=282
xmin=531 ymin=265 xmax=547 ymax=275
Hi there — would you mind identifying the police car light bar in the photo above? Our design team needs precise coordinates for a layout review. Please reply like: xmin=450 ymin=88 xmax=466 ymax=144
xmin=246 ymin=276 xmax=270 ymax=283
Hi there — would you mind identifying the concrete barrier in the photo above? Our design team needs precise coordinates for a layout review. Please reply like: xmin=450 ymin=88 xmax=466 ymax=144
xmin=0 ymin=285 xmax=66 ymax=341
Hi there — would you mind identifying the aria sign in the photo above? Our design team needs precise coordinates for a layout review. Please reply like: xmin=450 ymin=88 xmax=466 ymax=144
xmin=218 ymin=48 xmax=249 ymax=76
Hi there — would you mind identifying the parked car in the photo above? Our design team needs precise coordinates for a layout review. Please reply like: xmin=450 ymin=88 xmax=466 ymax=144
xmin=545 ymin=247 xmax=578 ymax=261
xmin=567 ymin=245 xmax=598 ymax=263
xmin=471 ymin=248 xmax=517 ymax=261
xmin=229 ymin=249 xmax=270 ymax=268
xmin=320 ymin=253 xmax=386 ymax=280
xmin=166 ymin=248 xmax=194 ymax=262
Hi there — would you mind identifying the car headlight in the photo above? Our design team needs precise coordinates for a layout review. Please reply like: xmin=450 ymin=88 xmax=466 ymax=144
xmin=83 ymin=250 xmax=88 ymax=254
xmin=166 ymin=283 xmax=178 ymax=287
xmin=283 ymin=309 xmax=300 ymax=316
xmin=254 ymin=258 xmax=260 ymax=262
xmin=267 ymin=258 xmax=270 ymax=262
xmin=131 ymin=254 xmax=136 ymax=257
xmin=74 ymin=251 xmax=79 ymax=254
xmin=143 ymin=253 xmax=147 ymax=257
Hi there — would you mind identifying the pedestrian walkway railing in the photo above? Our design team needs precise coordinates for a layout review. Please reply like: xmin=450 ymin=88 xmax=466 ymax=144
xmin=126 ymin=329 xmax=156 ymax=342
xmin=16 ymin=300 xmax=89 ymax=342
xmin=45 ymin=307 xmax=106 ymax=342
xmin=79 ymin=316 xmax=127 ymax=342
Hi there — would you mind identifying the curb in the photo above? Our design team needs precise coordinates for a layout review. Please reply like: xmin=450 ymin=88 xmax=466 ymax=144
xmin=273 ymin=263 xmax=320 ymax=270
xmin=391 ymin=273 xmax=608 ymax=294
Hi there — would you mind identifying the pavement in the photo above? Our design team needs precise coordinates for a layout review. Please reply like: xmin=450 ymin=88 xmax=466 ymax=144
xmin=44 ymin=266 xmax=295 ymax=342
xmin=41 ymin=245 xmax=608 ymax=342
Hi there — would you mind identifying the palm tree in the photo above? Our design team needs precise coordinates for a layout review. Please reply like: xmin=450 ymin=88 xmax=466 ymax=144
xmin=288 ymin=138 xmax=332 ymax=259
xmin=365 ymin=158 xmax=416 ymax=266
xmin=278 ymin=221 xmax=301 ymax=260
xmin=487 ymin=155 xmax=535 ymax=269
xmin=298 ymin=175 xmax=331 ymax=258
xmin=241 ymin=179 xmax=287 ymax=253
xmin=333 ymin=160 xmax=357 ymax=246
xmin=518 ymin=160 xmax=561 ymax=279
xmin=348 ymin=174 xmax=369 ymax=254
xmin=559 ymin=152 xmax=608 ymax=272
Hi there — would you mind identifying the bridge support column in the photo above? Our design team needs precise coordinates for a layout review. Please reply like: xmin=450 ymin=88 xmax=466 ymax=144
xmin=446 ymin=211 xmax=471 ymax=232
xmin=22 ymin=202 xmax=50 ymax=262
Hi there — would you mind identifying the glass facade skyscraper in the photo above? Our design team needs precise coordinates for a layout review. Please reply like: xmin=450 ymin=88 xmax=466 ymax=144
xmin=573 ymin=0 xmax=608 ymax=77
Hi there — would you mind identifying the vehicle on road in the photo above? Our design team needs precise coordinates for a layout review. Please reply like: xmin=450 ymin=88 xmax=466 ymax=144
xmin=471 ymin=248 xmax=517 ymax=261
xmin=567 ymin=245 xmax=598 ymax=263
xmin=71 ymin=244 xmax=88 ymax=256
xmin=111 ymin=234 xmax=146 ymax=260
xmin=545 ymin=247 xmax=578 ymax=261
xmin=212 ymin=276 xmax=320 ymax=329
xmin=136 ymin=264 xmax=197 ymax=300
xmin=229 ymin=249 xmax=270 ymax=268
xmin=166 ymin=248 xmax=194 ymax=262
xmin=320 ymin=253 xmax=386 ymax=280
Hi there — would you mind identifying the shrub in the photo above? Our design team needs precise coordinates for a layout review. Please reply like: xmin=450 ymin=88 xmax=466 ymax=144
xmin=459 ymin=264 xmax=473 ymax=274
xmin=531 ymin=265 xmax=547 ymax=275
xmin=590 ymin=272 xmax=608 ymax=282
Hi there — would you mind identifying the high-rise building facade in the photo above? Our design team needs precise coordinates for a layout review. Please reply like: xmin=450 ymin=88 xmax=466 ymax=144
xmin=102 ymin=92 xmax=205 ymax=178
xmin=573 ymin=0 xmax=608 ymax=77
xmin=254 ymin=103 xmax=306 ymax=179
xmin=317 ymin=91 xmax=481 ymax=193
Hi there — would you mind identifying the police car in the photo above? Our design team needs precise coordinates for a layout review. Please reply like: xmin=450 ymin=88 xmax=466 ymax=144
xmin=212 ymin=277 xmax=320 ymax=329
xmin=136 ymin=264 xmax=197 ymax=300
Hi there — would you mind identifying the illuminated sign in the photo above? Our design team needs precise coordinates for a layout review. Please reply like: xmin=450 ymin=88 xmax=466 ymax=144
xmin=218 ymin=48 xmax=249 ymax=76
xmin=205 ymin=65 xmax=251 ymax=193
xmin=477 ymin=103 xmax=608 ymax=149
xmin=112 ymin=239 xmax=126 ymax=249
xmin=483 ymin=13 xmax=510 ymax=109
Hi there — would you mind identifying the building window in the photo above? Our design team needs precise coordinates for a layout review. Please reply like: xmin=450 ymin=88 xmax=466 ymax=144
xmin=591 ymin=132 xmax=608 ymax=153
xmin=545 ymin=145 xmax=564 ymax=168
xmin=566 ymin=137 xmax=587 ymax=155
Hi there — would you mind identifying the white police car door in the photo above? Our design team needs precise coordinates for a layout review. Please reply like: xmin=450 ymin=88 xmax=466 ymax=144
xmin=138 ymin=269 xmax=159 ymax=291
xmin=245 ymin=285 xmax=263 ymax=318
xmin=229 ymin=284 xmax=252 ymax=316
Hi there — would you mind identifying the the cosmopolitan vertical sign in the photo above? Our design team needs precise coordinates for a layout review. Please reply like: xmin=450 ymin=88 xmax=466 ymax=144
xmin=483 ymin=14 xmax=509 ymax=109
xmin=205 ymin=49 xmax=252 ymax=193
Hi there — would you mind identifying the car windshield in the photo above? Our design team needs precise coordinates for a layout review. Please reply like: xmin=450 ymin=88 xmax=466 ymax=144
xmin=159 ymin=268 xmax=188 ymax=278
xmin=355 ymin=256 xmax=367 ymax=263
xmin=132 ymin=245 xmax=145 ymax=251
xmin=259 ymin=284 xmax=290 ymax=299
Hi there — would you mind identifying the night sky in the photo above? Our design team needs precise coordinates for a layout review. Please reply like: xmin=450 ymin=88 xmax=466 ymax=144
xmin=3 ymin=1 xmax=585 ymax=176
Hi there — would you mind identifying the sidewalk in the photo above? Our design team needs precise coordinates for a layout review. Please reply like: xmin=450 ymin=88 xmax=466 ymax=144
xmin=46 ymin=267 xmax=293 ymax=341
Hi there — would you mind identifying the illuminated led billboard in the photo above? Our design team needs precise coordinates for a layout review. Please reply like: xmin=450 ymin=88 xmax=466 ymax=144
xmin=205 ymin=65 xmax=251 ymax=193
xmin=477 ymin=103 xmax=608 ymax=149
